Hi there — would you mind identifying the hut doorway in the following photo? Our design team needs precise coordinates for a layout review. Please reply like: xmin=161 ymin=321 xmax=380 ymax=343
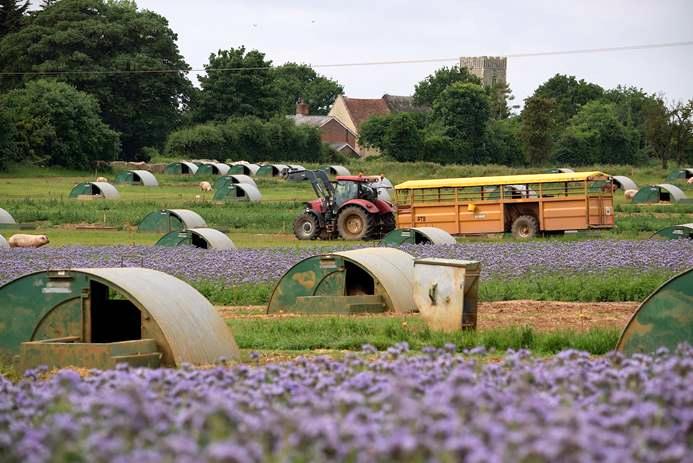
xmin=89 ymin=281 xmax=141 ymax=343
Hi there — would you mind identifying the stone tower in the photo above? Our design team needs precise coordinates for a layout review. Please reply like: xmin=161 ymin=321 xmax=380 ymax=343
xmin=459 ymin=56 xmax=507 ymax=86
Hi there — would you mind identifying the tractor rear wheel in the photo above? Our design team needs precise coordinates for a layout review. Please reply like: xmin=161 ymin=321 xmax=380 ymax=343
xmin=380 ymin=212 xmax=396 ymax=236
xmin=337 ymin=206 xmax=376 ymax=240
xmin=511 ymin=215 xmax=539 ymax=239
xmin=293 ymin=213 xmax=320 ymax=240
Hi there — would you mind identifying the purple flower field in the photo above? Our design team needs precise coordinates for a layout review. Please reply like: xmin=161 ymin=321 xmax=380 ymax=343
xmin=1 ymin=344 xmax=691 ymax=463
xmin=0 ymin=240 xmax=691 ymax=287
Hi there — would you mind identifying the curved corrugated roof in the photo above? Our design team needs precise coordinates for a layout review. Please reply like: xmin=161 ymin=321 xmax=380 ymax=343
xmin=92 ymin=182 xmax=120 ymax=199
xmin=235 ymin=184 xmax=262 ymax=202
xmin=131 ymin=170 xmax=159 ymax=187
xmin=412 ymin=227 xmax=457 ymax=244
xmin=333 ymin=248 xmax=416 ymax=313
xmin=657 ymin=184 xmax=688 ymax=201
xmin=168 ymin=209 xmax=207 ymax=229
xmin=324 ymin=165 xmax=351 ymax=176
xmin=612 ymin=175 xmax=637 ymax=191
xmin=74 ymin=268 xmax=239 ymax=364
xmin=0 ymin=208 xmax=16 ymax=224
xmin=396 ymin=172 xmax=608 ymax=190
xmin=190 ymin=228 xmax=236 ymax=250
xmin=229 ymin=174 xmax=256 ymax=187
xmin=0 ymin=234 xmax=8 ymax=249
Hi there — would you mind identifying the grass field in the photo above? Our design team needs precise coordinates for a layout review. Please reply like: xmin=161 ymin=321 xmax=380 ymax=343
xmin=1 ymin=161 xmax=691 ymax=240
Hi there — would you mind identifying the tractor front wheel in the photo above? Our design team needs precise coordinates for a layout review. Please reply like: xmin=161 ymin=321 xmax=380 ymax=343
xmin=511 ymin=215 xmax=539 ymax=239
xmin=337 ymin=206 xmax=376 ymax=240
xmin=293 ymin=213 xmax=321 ymax=240
xmin=380 ymin=212 xmax=396 ymax=236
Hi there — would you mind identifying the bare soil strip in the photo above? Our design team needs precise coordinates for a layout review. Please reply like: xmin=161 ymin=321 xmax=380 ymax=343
xmin=217 ymin=300 xmax=639 ymax=332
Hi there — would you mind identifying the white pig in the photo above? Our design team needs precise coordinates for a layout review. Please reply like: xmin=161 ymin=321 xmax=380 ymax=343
xmin=624 ymin=189 xmax=637 ymax=200
xmin=8 ymin=234 xmax=49 ymax=248
xmin=96 ymin=176 xmax=108 ymax=182
xmin=199 ymin=181 xmax=212 ymax=192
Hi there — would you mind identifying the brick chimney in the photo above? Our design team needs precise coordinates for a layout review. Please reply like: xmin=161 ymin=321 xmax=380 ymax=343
xmin=296 ymin=98 xmax=310 ymax=116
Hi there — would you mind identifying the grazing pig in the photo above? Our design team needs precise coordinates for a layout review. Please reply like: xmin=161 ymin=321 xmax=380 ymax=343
xmin=8 ymin=234 xmax=49 ymax=248
xmin=199 ymin=181 xmax=212 ymax=192
xmin=96 ymin=176 xmax=108 ymax=182
xmin=624 ymin=189 xmax=637 ymax=201
xmin=688 ymin=177 xmax=693 ymax=184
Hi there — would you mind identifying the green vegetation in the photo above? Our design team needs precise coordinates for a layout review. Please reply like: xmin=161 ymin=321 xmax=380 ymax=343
xmin=228 ymin=316 xmax=619 ymax=354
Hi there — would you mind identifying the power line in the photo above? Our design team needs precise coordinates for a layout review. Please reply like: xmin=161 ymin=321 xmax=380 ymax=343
xmin=0 ymin=40 xmax=691 ymax=77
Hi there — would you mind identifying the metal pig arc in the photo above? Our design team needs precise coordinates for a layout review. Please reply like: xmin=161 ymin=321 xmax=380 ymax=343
xmin=616 ymin=267 xmax=693 ymax=355
xmin=382 ymin=227 xmax=457 ymax=246
xmin=0 ymin=268 xmax=240 ymax=366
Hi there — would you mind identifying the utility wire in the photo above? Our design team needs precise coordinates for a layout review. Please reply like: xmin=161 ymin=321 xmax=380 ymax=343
xmin=0 ymin=40 xmax=691 ymax=77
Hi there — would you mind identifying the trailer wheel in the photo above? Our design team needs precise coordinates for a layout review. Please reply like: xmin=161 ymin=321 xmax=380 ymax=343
xmin=338 ymin=206 xmax=376 ymax=240
xmin=293 ymin=213 xmax=320 ymax=240
xmin=511 ymin=215 xmax=539 ymax=239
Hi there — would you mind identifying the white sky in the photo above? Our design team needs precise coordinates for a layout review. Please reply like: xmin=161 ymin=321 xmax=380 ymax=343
xmin=69 ymin=1 xmax=693 ymax=106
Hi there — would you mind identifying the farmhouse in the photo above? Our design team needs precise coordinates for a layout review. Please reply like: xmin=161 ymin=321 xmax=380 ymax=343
xmin=287 ymin=100 xmax=358 ymax=157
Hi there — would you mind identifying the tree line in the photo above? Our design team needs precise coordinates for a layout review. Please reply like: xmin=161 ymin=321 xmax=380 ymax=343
xmin=0 ymin=0 xmax=690 ymax=171
xmin=361 ymin=68 xmax=692 ymax=169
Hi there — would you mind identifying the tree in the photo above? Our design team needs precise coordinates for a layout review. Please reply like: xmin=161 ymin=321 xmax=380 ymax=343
xmin=381 ymin=113 xmax=423 ymax=162
xmin=0 ymin=0 xmax=192 ymax=160
xmin=0 ymin=0 xmax=28 ymax=38
xmin=553 ymin=101 xmax=639 ymax=165
xmin=358 ymin=115 xmax=391 ymax=150
xmin=533 ymin=74 xmax=604 ymax=124
xmin=432 ymin=82 xmax=490 ymax=163
xmin=519 ymin=96 xmax=557 ymax=165
xmin=0 ymin=107 xmax=17 ymax=170
xmin=1 ymin=80 xmax=120 ymax=168
xmin=643 ymin=97 xmax=673 ymax=169
xmin=669 ymin=100 xmax=693 ymax=165
xmin=414 ymin=65 xmax=480 ymax=106
xmin=194 ymin=47 xmax=276 ymax=122
xmin=487 ymin=82 xmax=516 ymax=120
xmin=272 ymin=63 xmax=343 ymax=115
xmin=485 ymin=118 xmax=523 ymax=166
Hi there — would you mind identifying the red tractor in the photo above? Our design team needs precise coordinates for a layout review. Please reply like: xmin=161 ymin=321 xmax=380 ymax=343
xmin=293 ymin=170 xmax=396 ymax=240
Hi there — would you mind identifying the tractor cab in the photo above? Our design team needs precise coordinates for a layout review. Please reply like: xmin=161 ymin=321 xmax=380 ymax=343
xmin=334 ymin=176 xmax=379 ymax=205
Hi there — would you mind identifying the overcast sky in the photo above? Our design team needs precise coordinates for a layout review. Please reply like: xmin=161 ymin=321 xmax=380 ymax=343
xmin=136 ymin=0 xmax=692 ymax=108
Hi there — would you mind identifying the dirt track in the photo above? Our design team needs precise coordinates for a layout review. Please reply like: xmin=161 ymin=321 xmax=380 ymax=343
xmin=218 ymin=300 xmax=639 ymax=332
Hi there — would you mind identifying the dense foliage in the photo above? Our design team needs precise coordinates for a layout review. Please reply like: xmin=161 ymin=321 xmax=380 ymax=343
xmin=1 ymin=345 xmax=691 ymax=462
xmin=0 ymin=0 xmax=192 ymax=161
xmin=166 ymin=116 xmax=324 ymax=163
xmin=272 ymin=62 xmax=343 ymax=116
xmin=0 ymin=80 xmax=119 ymax=168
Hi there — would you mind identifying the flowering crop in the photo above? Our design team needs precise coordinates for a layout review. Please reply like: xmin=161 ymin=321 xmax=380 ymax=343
xmin=0 ymin=239 xmax=691 ymax=287
xmin=1 ymin=345 xmax=692 ymax=462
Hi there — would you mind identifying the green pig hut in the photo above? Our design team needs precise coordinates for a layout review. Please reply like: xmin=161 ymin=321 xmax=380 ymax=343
xmin=632 ymin=184 xmax=688 ymax=204
xmin=196 ymin=162 xmax=231 ymax=176
xmin=213 ymin=175 xmax=257 ymax=190
xmin=665 ymin=168 xmax=693 ymax=182
xmin=114 ymin=170 xmax=159 ymax=186
xmin=164 ymin=161 xmax=199 ymax=175
xmin=382 ymin=227 xmax=457 ymax=246
xmin=257 ymin=164 xmax=289 ymax=177
xmin=616 ymin=267 xmax=693 ymax=355
xmin=69 ymin=182 xmax=120 ymax=200
xmin=213 ymin=183 xmax=262 ymax=203
xmin=155 ymin=228 xmax=236 ymax=250
xmin=651 ymin=223 xmax=693 ymax=240
xmin=0 ymin=268 xmax=239 ymax=371
xmin=229 ymin=163 xmax=261 ymax=176
xmin=267 ymin=247 xmax=416 ymax=315
xmin=138 ymin=209 xmax=207 ymax=233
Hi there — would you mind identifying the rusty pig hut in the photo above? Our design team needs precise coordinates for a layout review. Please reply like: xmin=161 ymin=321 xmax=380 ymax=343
xmin=69 ymin=182 xmax=120 ymax=200
xmin=267 ymin=248 xmax=416 ymax=314
xmin=114 ymin=170 xmax=159 ymax=187
xmin=138 ymin=209 xmax=207 ymax=233
xmin=616 ymin=267 xmax=692 ymax=355
xmin=156 ymin=228 xmax=236 ymax=250
xmin=0 ymin=268 xmax=240 ymax=371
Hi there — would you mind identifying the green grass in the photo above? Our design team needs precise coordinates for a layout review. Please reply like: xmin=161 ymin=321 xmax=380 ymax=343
xmin=227 ymin=316 xmax=619 ymax=354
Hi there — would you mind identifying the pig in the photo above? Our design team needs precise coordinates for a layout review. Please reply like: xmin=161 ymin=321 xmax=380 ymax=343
xmin=199 ymin=181 xmax=212 ymax=192
xmin=8 ymin=234 xmax=49 ymax=248
xmin=96 ymin=176 xmax=108 ymax=182
xmin=687 ymin=177 xmax=693 ymax=184
xmin=624 ymin=189 xmax=637 ymax=200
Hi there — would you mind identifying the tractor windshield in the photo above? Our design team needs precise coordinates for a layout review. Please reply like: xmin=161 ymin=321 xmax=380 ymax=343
xmin=334 ymin=181 xmax=359 ymax=205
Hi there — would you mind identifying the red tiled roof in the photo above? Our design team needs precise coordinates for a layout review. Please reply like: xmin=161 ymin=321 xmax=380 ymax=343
xmin=343 ymin=97 xmax=391 ymax=130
